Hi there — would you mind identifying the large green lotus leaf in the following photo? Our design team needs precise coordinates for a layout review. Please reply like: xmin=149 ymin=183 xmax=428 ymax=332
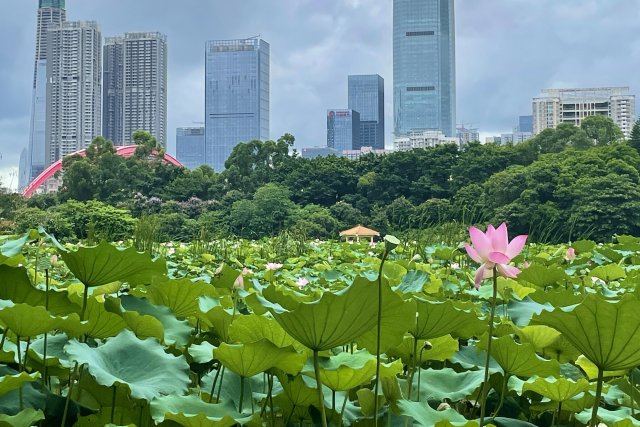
xmin=389 ymin=335 xmax=459 ymax=364
xmin=410 ymin=297 xmax=485 ymax=340
xmin=575 ymin=407 xmax=640 ymax=427
xmin=267 ymin=276 xmax=378 ymax=351
xmin=397 ymin=399 xmax=478 ymax=426
xmin=381 ymin=261 xmax=407 ymax=286
xmin=0 ymin=371 xmax=40 ymax=397
xmin=120 ymin=295 xmax=191 ymax=347
xmin=64 ymin=329 xmax=190 ymax=401
xmin=532 ymin=294 xmax=640 ymax=371
xmin=276 ymin=372 xmax=318 ymax=407
xmin=0 ymin=303 xmax=85 ymax=338
xmin=0 ymin=231 xmax=36 ymax=266
xmin=150 ymin=394 xmax=255 ymax=426
xmin=60 ymin=241 xmax=166 ymax=287
xmin=522 ymin=377 xmax=594 ymax=402
xmin=210 ymin=263 xmax=241 ymax=290
xmin=356 ymin=280 xmax=416 ymax=353
xmin=595 ymin=247 xmax=625 ymax=264
xmin=572 ymin=240 xmax=596 ymax=254
xmin=412 ymin=368 xmax=484 ymax=402
xmin=506 ymin=298 xmax=554 ymax=327
xmin=516 ymin=325 xmax=561 ymax=353
xmin=28 ymin=333 xmax=74 ymax=372
xmin=575 ymin=355 xmax=627 ymax=380
xmin=147 ymin=278 xmax=217 ymax=319
xmin=122 ymin=311 xmax=164 ymax=342
xmin=0 ymin=265 xmax=78 ymax=315
xmin=228 ymin=313 xmax=304 ymax=351
xmin=497 ymin=277 xmax=537 ymax=301
xmin=198 ymin=297 xmax=233 ymax=342
xmin=0 ymin=408 xmax=45 ymax=427
xmin=83 ymin=297 xmax=127 ymax=339
xmin=591 ymin=264 xmax=626 ymax=281
xmin=480 ymin=335 xmax=560 ymax=378
xmin=540 ymin=334 xmax=581 ymax=364
xmin=516 ymin=264 xmax=569 ymax=287
xmin=394 ymin=270 xmax=429 ymax=294
xmin=200 ymin=368 xmax=265 ymax=411
xmin=530 ymin=392 xmax=594 ymax=414
xmin=215 ymin=339 xmax=306 ymax=377
xmin=188 ymin=341 xmax=216 ymax=364
xmin=529 ymin=288 xmax=584 ymax=308
xmin=303 ymin=351 xmax=400 ymax=391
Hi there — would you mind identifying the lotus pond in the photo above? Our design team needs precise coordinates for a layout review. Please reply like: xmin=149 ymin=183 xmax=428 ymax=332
xmin=1 ymin=227 xmax=640 ymax=427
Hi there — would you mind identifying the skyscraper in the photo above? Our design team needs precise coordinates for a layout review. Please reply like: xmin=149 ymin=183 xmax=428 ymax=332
xmin=45 ymin=21 xmax=102 ymax=164
xmin=176 ymin=127 xmax=205 ymax=169
xmin=327 ymin=109 xmax=360 ymax=152
xmin=348 ymin=75 xmax=385 ymax=149
xmin=23 ymin=0 xmax=66 ymax=183
xmin=393 ymin=0 xmax=456 ymax=137
xmin=205 ymin=38 xmax=270 ymax=172
xmin=103 ymin=32 xmax=168 ymax=146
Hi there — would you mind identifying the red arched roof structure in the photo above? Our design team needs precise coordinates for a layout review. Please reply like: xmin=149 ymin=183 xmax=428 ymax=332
xmin=22 ymin=145 xmax=183 ymax=198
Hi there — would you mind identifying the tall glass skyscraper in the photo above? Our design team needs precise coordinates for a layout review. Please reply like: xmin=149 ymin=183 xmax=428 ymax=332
xmin=176 ymin=127 xmax=205 ymax=169
xmin=205 ymin=38 xmax=270 ymax=172
xmin=327 ymin=109 xmax=360 ymax=152
xmin=393 ymin=0 xmax=456 ymax=137
xmin=22 ymin=0 xmax=66 ymax=187
xmin=348 ymin=75 xmax=384 ymax=149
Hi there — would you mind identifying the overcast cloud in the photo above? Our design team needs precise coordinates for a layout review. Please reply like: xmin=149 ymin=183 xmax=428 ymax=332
xmin=1 ymin=0 xmax=639 ymax=189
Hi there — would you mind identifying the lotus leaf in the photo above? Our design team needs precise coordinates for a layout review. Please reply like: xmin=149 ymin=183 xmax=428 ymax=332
xmin=356 ymin=280 xmax=415 ymax=353
xmin=0 ymin=408 xmax=45 ymax=427
xmin=480 ymin=335 xmax=560 ymax=377
xmin=0 ymin=371 xmax=40 ymax=397
xmin=0 ymin=231 xmax=34 ymax=266
xmin=410 ymin=297 xmax=485 ymax=340
xmin=211 ymin=263 xmax=241 ymax=290
xmin=120 ymin=295 xmax=191 ymax=347
xmin=150 ymin=394 xmax=255 ymax=426
xmin=83 ymin=298 xmax=127 ymax=339
xmin=575 ymin=355 xmax=627 ymax=380
xmin=0 ymin=303 xmax=85 ymax=338
xmin=533 ymin=294 xmax=640 ymax=371
xmin=395 ymin=270 xmax=429 ymax=294
xmin=147 ymin=278 xmax=217 ymax=319
xmin=266 ymin=276 xmax=378 ymax=351
xmin=411 ymin=368 xmax=485 ymax=402
xmin=516 ymin=264 xmax=569 ymax=287
xmin=60 ymin=241 xmax=166 ymax=287
xmin=187 ymin=341 xmax=216 ymax=364
xmin=575 ymin=407 xmax=640 ymax=427
xmin=122 ymin=311 xmax=164 ymax=342
xmin=572 ymin=240 xmax=596 ymax=254
xmin=507 ymin=298 xmax=554 ymax=327
xmin=64 ymin=330 xmax=190 ymax=401
xmin=397 ymin=399 xmax=478 ymax=426
xmin=516 ymin=325 xmax=561 ymax=353
xmin=591 ymin=264 xmax=626 ymax=281
xmin=228 ymin=313 xmax=301 ymax=349
xmin=215 ymin=339 xmax=306 ymax=377
xmin=276 ymin=372 xmax=318 ymax=407
xmin=198 ymin=297 xmax=234 ymax=342
xmin=522 ymin=377 xmax=594 ymax=402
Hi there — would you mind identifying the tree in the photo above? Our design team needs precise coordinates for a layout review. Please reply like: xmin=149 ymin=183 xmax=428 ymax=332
xmin=629 ymin=119 xmax=640 ymax=151
xmin=580 ymin=115 xmax=623 ymax=145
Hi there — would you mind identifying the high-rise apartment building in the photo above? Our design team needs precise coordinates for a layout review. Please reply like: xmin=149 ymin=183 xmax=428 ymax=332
xmin=393 ymin=0 xmax=456 ymax=137
xmin=103 ymin=32 xmax=168 ymax=146
xmin=533 ymin=87 xmax=636 ymax=138
xmin=205 ymin=38 xmax=270 ymax=172
xmin=327 ymin=110 xmax=360 ymax=152
xmin=45 ymin=21 xmax=102 ymax=164
xmin=22 ymin=0 xmax=67 ymax=184
xmin=456 ymin=125 xmax=479 ymax=145
xmin=176 ymin=127 xmax=205 ymax=169
xmin=348 ymin=75 xmax=385 ymax=149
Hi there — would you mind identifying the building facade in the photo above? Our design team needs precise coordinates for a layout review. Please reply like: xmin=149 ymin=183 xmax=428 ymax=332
xmin=301 ymin=146 xmax=339 ymax=159
xmin=23 ymin=0 xmax=67 ymax=184
xmin=205 ymin=38 xmax=270 ymax=172
xmin=348 ymin=75 xmax=385 ymax=149
xmin=393 ymin=130 xmax=456 ymax=151
xmin=327 ymin=109 xmax=360 ymax=152
xmin=518 ymin=115 xmax=533 ymax=133
xmin=456 ymin=125 xmax=479 ymax=145
xmin=103 ymin=32 xmax=168 ymax=146
xmin=532 ymin=87 xmax=636 ymax=138
xmin=176 ymin=127 xmax=205 ymax=169
xmin=45 ymin=21 xmax=102 ymax=165
xmin=342 ymin=146 xmax=392 ymax=160
xmin=393 ymin=0 xmax=456 ymax=137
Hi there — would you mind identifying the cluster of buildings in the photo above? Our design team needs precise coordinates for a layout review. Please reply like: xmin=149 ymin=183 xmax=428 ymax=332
xmin=18 ymin=0 xmax=639 ymax=192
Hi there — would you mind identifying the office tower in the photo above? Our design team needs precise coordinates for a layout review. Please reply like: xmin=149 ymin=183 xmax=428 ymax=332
xmin=532 ymin=87 xmax=636 ymax=138
xmin=518 ymin=115 xmax=533 ymax=133
xmin=18 ymin=149 xmax=29 ymax=192
xmin=103 ymin=32 xmax=168 ymax=146
xmin=348 ymin=75 xmax=385 ymax=149
xmin=205 ymin=38 xmax=270 ymax=172
xmin=393 ymin=0 xmax=456 ymax=138
xmin=45 ymin=21 xmax=102 ymax=164
xmin=327 ymin=109 xmax=360 ymax=152
xmin=176 ymin=127 xmax=205 ymax=169
xmin=24 ymin=0 xmax=67 ymax=183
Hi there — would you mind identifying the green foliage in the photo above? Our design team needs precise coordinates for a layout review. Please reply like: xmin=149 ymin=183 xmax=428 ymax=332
xmin=581 ymin=115 xmax=624 ymax=145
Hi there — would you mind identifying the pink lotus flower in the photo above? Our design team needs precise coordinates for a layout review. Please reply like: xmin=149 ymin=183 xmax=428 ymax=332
xmin=464 ymin=223 xmax=527 ymax=289
xmin=265 ymin=262 xmax=283 ymax=271
xmin=565 ymin=247 xmax=576 ymax=262
xmin=296 ymin=277 xmax=309 ymax=289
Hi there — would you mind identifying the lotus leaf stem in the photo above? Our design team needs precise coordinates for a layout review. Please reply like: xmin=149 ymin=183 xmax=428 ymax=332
xmin=491 ymin=373 xmax=508 ymax=421
xmin=239 ymin=375 xmax=245 ymax=413
xmin=208 ymin=364 xmax=222 ymax=403
xmin=80 ymin=284 xmax=89 ymax=322
xmin=590 ymin=367 xmax=604 ymax=427
xmin=374 ymin=249 xmax=390 ymax=427
xmin=111 ymin=385 xmax=117 ymax=423
xmin=61 ymin=362 xmax=79 ymax=427
xmin=313 ymin=349 xmax=328 ymax=427
xmin=479 ymin=265 xmax=499 ymax=426
xmin=216 ymin=366 xmax=226 ymax=403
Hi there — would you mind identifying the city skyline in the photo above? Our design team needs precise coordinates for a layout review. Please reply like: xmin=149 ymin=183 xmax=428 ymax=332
xmin=2 ymin=0 xmax=640 ymax=188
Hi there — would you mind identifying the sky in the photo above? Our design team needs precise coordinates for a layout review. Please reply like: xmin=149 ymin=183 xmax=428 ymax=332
xmin=1 ymin=0 xmax=639 ymax=190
